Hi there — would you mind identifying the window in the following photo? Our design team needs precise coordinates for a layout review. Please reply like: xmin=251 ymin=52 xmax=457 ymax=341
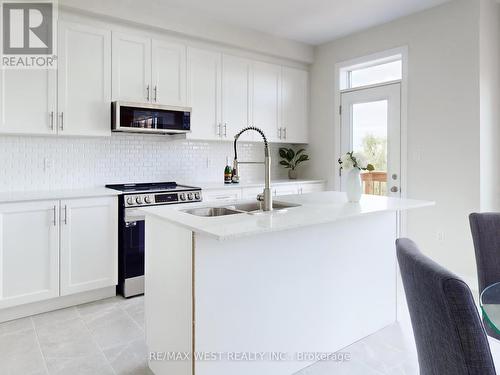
xmin=340 ymin=55 xmax=402 ymax=90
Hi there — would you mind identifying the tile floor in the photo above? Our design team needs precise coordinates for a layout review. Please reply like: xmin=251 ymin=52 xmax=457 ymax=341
xmin=0 ymin=295 xmax=420 ymax=375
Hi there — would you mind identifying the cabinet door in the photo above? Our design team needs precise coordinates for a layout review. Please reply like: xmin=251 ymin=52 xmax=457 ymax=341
xmin=282 ymin=67 xmax=309 ymax=143
xmin=0 ymin=69 xmax=56 ymax=135
xmin=222 ymin=54 xmax=252 ymax=141
xmin=152 ymin=39 xmax=186 ymax=106
xmin=58 ymin=21 xmax=111 ymax=136
xmin=112 ymin=32 xmax=151 ymax=102
xmin=187 ymin=47 xmax=222 ymax=140
xmin=60 ymin=197 xmax=117 ymax=296
xmin=252 ymin=61 xmax=281 ymax=142
xmin=0 ymin=201 xmax=59 ymax=309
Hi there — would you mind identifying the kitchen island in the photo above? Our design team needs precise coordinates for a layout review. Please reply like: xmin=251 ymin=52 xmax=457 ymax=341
xmin=141 ymin=191 xmax=432 ymax=375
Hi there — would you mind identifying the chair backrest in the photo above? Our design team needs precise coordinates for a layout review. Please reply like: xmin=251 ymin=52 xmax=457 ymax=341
xmin=396 ymin=238 xmax=496 ymax=375
xmin=469 ymin=213 xmax=500 ymax=294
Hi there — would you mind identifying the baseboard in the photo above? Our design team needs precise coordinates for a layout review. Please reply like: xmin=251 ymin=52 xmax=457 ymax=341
xmin=0 ymin=286 xmax=116 ymax=323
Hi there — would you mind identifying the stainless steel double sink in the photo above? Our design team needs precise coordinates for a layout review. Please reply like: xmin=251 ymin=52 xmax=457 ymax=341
xmin=182 ymin=201 xmax=301 ymax=217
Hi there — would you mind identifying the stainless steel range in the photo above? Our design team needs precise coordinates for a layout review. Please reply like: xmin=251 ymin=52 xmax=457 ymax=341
xmin=106 ymin=182 xmax=202 ymax=297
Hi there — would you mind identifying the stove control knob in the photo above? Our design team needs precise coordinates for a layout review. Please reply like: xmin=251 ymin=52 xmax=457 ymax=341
xmin=179 ymin=193 xmax=186 ymax=201
xmin=187 ymin=193 xmax=194 ymax=200
xmin=194 ymin=192 xmax=201 ymax=200
xmin=144 ymin=196 xmax=152 ymax=204
xmin=136 ymin=196 xmax=143 ymax=204
xmin=126 ymin=197 xmax=135 ymax=206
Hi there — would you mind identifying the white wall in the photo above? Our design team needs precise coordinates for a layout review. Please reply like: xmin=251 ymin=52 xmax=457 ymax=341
xmin=0 ymin=135 xmax=288 ymax=191
xmin=479 ymin=0 xmax=500 ymax=212
xmin=308 ymin=0 xmax=482 ymax=281
xmin=59 ymin=0 xmax=314 ymax=63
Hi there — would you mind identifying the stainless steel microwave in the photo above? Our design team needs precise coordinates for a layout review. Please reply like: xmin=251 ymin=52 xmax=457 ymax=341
xmin=112 ymin=101 xmax=191 ymax=135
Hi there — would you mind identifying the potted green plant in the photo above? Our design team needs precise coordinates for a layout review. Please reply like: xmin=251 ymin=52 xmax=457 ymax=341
xmin=279 ymin=148 xmax=309 ymax=179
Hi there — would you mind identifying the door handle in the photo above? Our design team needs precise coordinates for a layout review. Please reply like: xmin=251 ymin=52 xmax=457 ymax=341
xmin=52 ymin=205 xmax=57 ymax=226
xmin=154 ymin=85 xmax=158 ymax=102
xmin=49 ymin=111 xmax=54 ymax=130
xmin=390 ymin=186 xmax=399 ymax=193
xmin=224 ymin=123 xmax=227 ymax=137
xmin=59 ymin=112 xmax=64 ymax=131
xmin=278 ymin=127 xmax=282 ymax=139
xmin=283 ymin=127 xmax=287 ymax=140
xmin=146 ymin=85 xmax=150 ymax=101
xmin=64 ymin=205 xmax=68 ymax=225
xmin=217 ymin=123 xmax=221 ymax=136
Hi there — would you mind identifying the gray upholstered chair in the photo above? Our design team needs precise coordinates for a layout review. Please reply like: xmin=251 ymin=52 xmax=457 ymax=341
xmin=396 ymin=238 xmax=496 ymax=375
xmin=469 ymin=213 xmax=500 ymax=339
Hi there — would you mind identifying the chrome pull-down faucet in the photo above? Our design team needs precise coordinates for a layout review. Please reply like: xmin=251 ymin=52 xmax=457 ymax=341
xmin=233 ymin=126 xmax=273 ymax=211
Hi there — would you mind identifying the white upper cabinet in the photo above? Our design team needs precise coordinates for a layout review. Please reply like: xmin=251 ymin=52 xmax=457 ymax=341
xmin=281 ymin=67 xmax=309 ymax=143
xmin=112 ymin=32 xmax=152 ymax=102
xmin=187 ymin=47 xmax=222 ymax=140
xmin=60 ymin=197 xmax=117 ymax=296
xmin=152 ymin=40 xmax=187 ymax=106
xmin=58 ymin=21 xmax=111 ymax=136
xmin=252 ymin=61 xmax=281 ymax=143
xmin=0 ymin=201 xmax=59 ymax=309
xmin=222 ymin=54 xmax=252 ymax=141
xmin=0 ymin=69 xmax=56 ymax=135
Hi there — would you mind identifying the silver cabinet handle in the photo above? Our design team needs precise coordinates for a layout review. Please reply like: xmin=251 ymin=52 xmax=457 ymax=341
xmin=63 ymin=205 xmax=68 ymax=225
xmin=52 ymin=205 xmax=57 ymax=226
xmin=49 ymin=111 xmax=54 ymax=130
xmin=224 ymin=123 xmax=227 ymax=137
xmin=154 ymin=85 xmax=158 ymax=102
xmin=390 ymin=186 xmax=399 ymax=193
xmin=146 ymin=85 xmax=150 ymax=101
xmin=59 ymin=112 xmax=64 ymax=131
xmin=278 ymin=127 xmax=282 ymax=139
xmin=283 ymin=127 xmax=287 ymax=140
xmin=216 ymin=123 xmax=221 ymax=136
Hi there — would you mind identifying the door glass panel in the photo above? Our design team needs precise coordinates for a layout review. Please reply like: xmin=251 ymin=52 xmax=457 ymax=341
xmin=350 ymin=60 xmax=402 ymax=88
xmin=352 ymin=100 xmax=388 ymax=195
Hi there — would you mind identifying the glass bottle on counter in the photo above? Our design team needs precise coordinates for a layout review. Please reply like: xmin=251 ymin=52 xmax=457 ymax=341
xmin=224 ymin=157 xmax=232 ymax=184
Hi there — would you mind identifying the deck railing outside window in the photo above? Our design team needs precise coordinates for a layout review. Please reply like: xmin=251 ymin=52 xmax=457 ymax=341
xmin=361 ymin=171 xmax=387 ymax=196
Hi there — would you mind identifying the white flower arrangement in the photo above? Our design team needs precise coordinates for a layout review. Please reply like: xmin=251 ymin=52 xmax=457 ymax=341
xmin=338 ymin=151 xmax=375 ymax=171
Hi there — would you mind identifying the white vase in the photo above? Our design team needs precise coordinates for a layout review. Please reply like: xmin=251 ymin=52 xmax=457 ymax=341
xmin=346 ymin=168 xmax=362 ymax=202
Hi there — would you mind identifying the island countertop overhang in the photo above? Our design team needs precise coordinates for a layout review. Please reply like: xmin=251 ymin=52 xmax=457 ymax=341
xmin=139 ymin=191 xmax=434 ymax=241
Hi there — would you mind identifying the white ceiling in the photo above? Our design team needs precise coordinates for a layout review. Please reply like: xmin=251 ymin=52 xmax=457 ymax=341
xmin=149 ymin=0 xmax=452 ymax=45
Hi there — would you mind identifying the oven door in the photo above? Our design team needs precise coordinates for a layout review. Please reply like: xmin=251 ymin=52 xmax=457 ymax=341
xmin=112 ymin=101 xmax=191 ymax=134
xmin=121 ymin=208 xmax=146 ymax=297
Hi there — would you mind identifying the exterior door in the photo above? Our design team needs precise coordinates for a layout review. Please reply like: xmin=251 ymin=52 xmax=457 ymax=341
xmin=340 ymin=83 xmax=401 ymax=197
xmin=0 ymin=201 xmax=59 ymax=309
xmin=152 ymin=39 xmax=186 ymax=106
xmin=58 ymin=21 xmax=111 ymax=136
xmin=60 ymin=197 xmax=118 ymax=296
xmin=187 ymin=47 xmax=222 ymax=140
xmin=112 ymin=32 xmax=151 ymax=102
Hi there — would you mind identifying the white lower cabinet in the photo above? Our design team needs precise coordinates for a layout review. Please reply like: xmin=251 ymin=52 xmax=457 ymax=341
xmin=0 ymin=201 xmax=60 ymax=309
xmin=298 ymin=183 xmax=326 ymax=194
xmin=60 ymin=197 xmax=118 ymax=296
xmin=0 ymin=197 xmax=117 ymax=310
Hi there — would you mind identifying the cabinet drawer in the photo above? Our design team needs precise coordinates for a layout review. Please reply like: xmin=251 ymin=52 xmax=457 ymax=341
xmin=298 ymin=183 xmax=326 ymax=194
xmin=203 ymin=189 xmax=242 ymax=202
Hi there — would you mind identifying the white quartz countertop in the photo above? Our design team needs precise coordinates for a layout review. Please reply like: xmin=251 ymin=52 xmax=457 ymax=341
xmin=191 ymin=179 xmax=325 ymax=190
xmin=0 ymin=187 xmax=121 ymax=204
xmin=140 ymin=191 xmax=434 ymax=241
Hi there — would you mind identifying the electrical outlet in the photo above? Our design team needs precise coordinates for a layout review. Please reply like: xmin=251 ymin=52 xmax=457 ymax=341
xmin=44 ymin=158 xmax=53 ymax=172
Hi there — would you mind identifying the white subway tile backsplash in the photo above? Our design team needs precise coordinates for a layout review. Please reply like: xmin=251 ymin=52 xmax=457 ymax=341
xmin=0 ymin=134 xmax=289 ymax=191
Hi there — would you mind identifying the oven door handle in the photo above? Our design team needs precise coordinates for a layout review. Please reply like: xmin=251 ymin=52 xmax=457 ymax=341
xmin=125 ymin=208 xmax=145 ymax=223
xmin=125 ymin=221 xmax=137 ymax=228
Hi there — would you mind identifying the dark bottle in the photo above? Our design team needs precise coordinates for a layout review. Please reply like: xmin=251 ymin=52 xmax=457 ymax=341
xmin=224 ymin=157 xmax=232 ymax=184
